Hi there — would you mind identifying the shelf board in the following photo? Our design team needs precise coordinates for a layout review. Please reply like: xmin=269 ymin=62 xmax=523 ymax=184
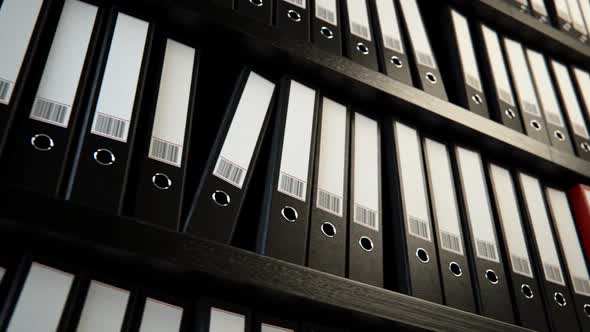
xmin=0 ymin=188 xmax=532 ymax=332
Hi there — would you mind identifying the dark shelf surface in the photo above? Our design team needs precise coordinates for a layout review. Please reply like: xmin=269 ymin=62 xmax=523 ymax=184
xmin=0 ymin=187 xmax=532 ymax=332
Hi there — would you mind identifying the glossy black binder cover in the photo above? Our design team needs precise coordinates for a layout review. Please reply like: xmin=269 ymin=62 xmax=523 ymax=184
xmin=310 ymin=0 xmax=342 ymax=56
xmin=276 ymin=0 xmax=309 ymax=42
xmin=236 ymin=0 xmax=273 ymax=26
xmin=340 ymin=0 xmax=379 ymax=72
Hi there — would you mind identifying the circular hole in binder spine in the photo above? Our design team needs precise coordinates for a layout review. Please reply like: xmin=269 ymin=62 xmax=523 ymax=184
xmin=449 ymin=262 xmax=462 ymax=277
xmin=31 ymin=134 xmax=54 ymax=151
xmin=584 ymin=304 xmax=590 ymax=317
xmin=582 ymin=142 xmax=590 ymax=152
xmin=472 ymin=94 xmax=483 ymax=105
xmin=321 ymin=222 xmax=336 ymax=238
xmin=356 ymin=42 xmax=369 ymax=55
xmin=426 ymin=72 xmax=437 ymax=84
xmin=416 ymin=248 xmax=430 ymax=264
xmin=249 ymin=0 xmax=263 ymax=7
xmin=485 ymin=269 xmax=499 ymax=284
xmin=152 ymin=173 xmax=172 ymax=190
xmin=212 ymin=190 xmax=230 ymax=207
xmin=554 ymin=292 xmax=567 ymax=307
xmin=390 ymin=56 xmax=403 ymax=68
xmin=505 ymin=108 xmax=516 ymax=119
xmin=521 ymin=284 xmax=534 ymax=299
xmin=281 ymin=206 xmax=298 ymax=222
xmin=287 ymin=10 xmax=301 ymax=22
xmin=320 ymin=26 xmax=334 ymax=39
xmin=554 ymin=130 xmax=565 ymax=141
xmin=93 ymin=149 xmax=115 ymax=166
xmin=530 ymin=120 xmax=542 ymax=131
xmin=359 ymin=236 xmax=374 ymax=252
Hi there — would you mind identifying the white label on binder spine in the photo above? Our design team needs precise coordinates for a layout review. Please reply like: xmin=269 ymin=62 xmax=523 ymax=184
xmin=7 ymin=263 xmax=73 ymax=332
xmin=489 ymin=164 xmax=534 ymax=278
xmin=531 ymin=0 xmax=548 ymax=16
xmin=0 ymin=0 xmax=44 ymax=105
xmin=148 ymin=39 xmax=195 ymax=167
xmin=526 ymin=50 xmax=565 ymax=127
xmin=315 ymin=0 xmax=337 ymax=26
xmin=29 ymin=0 xmax=97 ymax=128
xmin=277 ymin=81 xmax=316 ymax=202
xmin=346 ymin=0 xmax=371 ymax=41
xmin=552 ymin=60 xmax=590 ymax=139
xmin=574 ymin=67 xmax=590 ymax=122
xmin=209 ymin=307 xmax=245 ymax=332
xmin=555 ymin=0 xmax=573 ymax=22
xmin=316 ymin=98 xmax=346 ymax=217
xmin=566 ymin=0 xmax=587 ymax=34
xmin=214 ymin=71 xmax=275 ymax=189
xmin=0 ymin=266 xmax=4 ymax=283
xmin=395 ymin=122 xmax=432 ymax=242
xmin=451 ymin=10 xmax=482 ymax=92
xmin=283 ymin=0 xmax=306 ymax=9
xmin=353 ymin=113 xmax=380 ymax=231
xmin=375 ymin=0 xmax=404 ymax=53
xmin=262 ymin=324 xmax=294 ymax=332
xmin=424 ymin=138 xmax=464 ymax=254
xmin=579 ymin=0 xmax=590 ymax=36
xmin=481 ymin=25 xmax=515 ymax=106
xmin=518 ymin=173 xmax=566 ymax=286
xmin=139 ymin=298 xmax=183 ymax=332
xmin=399 ymin=0 xmax=436 ymax=69
xmin=77 ymin=281 xmax=130 ymax=332
xmin=546 ymin=188 xmax=590 ymax=296
xmin=91 ymin=13 xmax=148 ymax=142
xmin=456 ymin=147 xmax=500 ymax=263
xmin=504 ymin=38 xmax=542 ymax=117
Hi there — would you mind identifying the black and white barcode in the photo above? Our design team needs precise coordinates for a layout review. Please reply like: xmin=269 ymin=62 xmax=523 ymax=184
xmin=544 ymin=263 xmax=564 ymax=285
xmin=416 ymin=51 xmax=436 ymax=68
xmin=440 ymin=231 xmax=462 ymax=254
xmin=0 ymin=79 xmax=12 ymax=103
xmin=317 ymin=189 xmax=342 ymax=216
xmin=476 ymin=240 xmax=498 ymax=262
xmin=573 ymin=123 xmax=590 ymax=139
xmin=498 ymin=88 xmax=515 ymax=106
xmin=278 ymin=173 xmax=306 ymax=201
xmin=30 ymin=98 xmax=70 ymax=126
xmin=408 ymin=216 xmax=430 ymax=241
xmin=213 ymin=157 xmax=246 ymax=188
xmin=316 ymin=5 xmax=336 ymax=25
xmin=92 ymin=113 xmax=128 ymax=141
xmin=383 ymin=36 xmax=403 ymax=53
xmin=511 ymin=255 xmax=533 ymax=277
xmin=284 ymin=0 xmax=305 ymax=9
xmin=351 ymin=22 xmax=370 ymax=40
xmin=573 ymin=277 xmax=590 ymax=296
xmin=522 ymin=100 xmax=540 ymax=116
xmin=149 ymin=138 xmax=181 ymax=166
xmin=545 ymin=111 xmax=564 ymax=127
xmin=354 ymin=204 xmax=378 ymax=231
xmin=466 ymin=74 xmax=482 ymax=92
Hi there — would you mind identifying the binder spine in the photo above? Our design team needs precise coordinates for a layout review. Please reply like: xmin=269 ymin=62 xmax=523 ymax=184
xmin=311 ymin=0 xmax=342 ymax=56
xmin=276 ymin=0 xmax=310 ymax=41
xmin=235 ymin=0 xmax=273 ymax=25
xmin=341 ymin=0 xmax=379 ymax=71
xmin=530 ymin=0 xmax=550 ymax=23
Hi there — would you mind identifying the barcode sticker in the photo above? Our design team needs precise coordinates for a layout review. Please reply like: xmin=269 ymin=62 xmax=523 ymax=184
xmin=149 ymin=138 xmax=181 ymax=167
xmin=481 ymin=26 xmax=515 ymax=106
xmin=511 ymin=255 xmax=533 ymax=277
xmin=573 ymin=277 xmax=590 ymax=296
xmin=466 ymin=74 xmax=482 ymax=92
xmin=283 ymin=0 xmax=305 ymax=9
xmin=526 ymin=49 xmax=565 ymax=127
xmin=552 ymin=61 xmax=590 ymax=139
xmin=30 ymin=98 xmax=70 ymax=127
xmin=499 ymin=89 xmax=515 ymax=106
xmin=452 ymin=10 xmax=483 ymax=92
xmin=441 ymin=231 xmax=462 ymax=254
xmin=384 ymin=36 xmax=403 ymax=53
xmin=375 ymin=0 xmax=404 ymax=53
xmin=408 ymin=216 xmax=431 ymax=241
xmin=346 ymin=0 xmax=371 ymax=41
xmin=351 ymin=22 xmax=371 ymax=40
xmin=317 ymin=189 xmax=342 ymax=216
xmin=476 ymin=239 xmax=499 ymax=262
xmin=504 ymin=38 xmax=543 ymax=117
xmin=354 ymin=204 xmax=378 ymax=231
xmin=315 ymin=0 xmax=337 ymax=25
xmin=213 ymin=157 xmax=246 ymax=188
xmin=545 ymin=112 xmax=565 ymax=127
xmin=523 ymin=101 xmax=541 ymax=116
xmin=0 ymin=79 xmax=14 ymax=105
xmin=399 ymin=0 xmax=436 ymax=69
xmin=416 ymin=52 xmax=436 ymax=69
xmin=544 ymin=263 xmax=565 ymax=285
xmin=91 ymin=113 xmax=129 ymax=141
xmin=278 ymin=173 xmax=306 ymax=201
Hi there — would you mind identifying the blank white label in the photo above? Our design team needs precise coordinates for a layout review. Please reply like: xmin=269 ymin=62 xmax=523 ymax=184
xmin=451 ymin=10 xmax=482 ymax=92
xmin=375 ymin=0 xmax=404 ymax=53
xmin=261 ymin=323 xmax=294 ymax=332
xmin=283 ymin=0 xmax=306 ymax=9
xmin=353 ymin=113 xmax=380 ymax=232
xmin=456 ymin=147 xmax=500 ymax=263
xmin=394 ymin=122 xmax=431 ymax=242
xmin=316 ymin=98 xmax=347 ymax=217
xmin=546 ymin=188 xmax=590 ymax=296
xmin=489 ymin=164 xmax=533 ymax=278
xmin=579 ymin=0 xmax=590 ymax=36
xmin=526 ymin=50 xmax=565 ymax=127
xmin=574 ymin=67 xmax=590 ymax=122
xmin=30 ymin=0 xmax=97 ymax=128
xmin=481 ymin=25 xmax=515 ymax=106
xmin=277 ymin=81 xmax=316 ymax=202
xmin=424 ymin=138 xmax=464 ymax=255
xmin=555 ymin=0 xmax=573 ymax=22
xmin=566 ymin=0 xmax=587 ymax=34
xmin=76 ymin=281 xmax=130 ymax=332
xmin=552 ymin=60 xmax=590 ymax=139
xmin=148 ymin=39 xmax=195 ymax=167
xmin=531 ymin=0 xmax=548 ymax=16
xmin=213 ymin=71 xmax=275 ymax=189
xmin=315 ymin=0 xmax=337 ymax=26
xmin=399 ymin=0 xmax=436 ymax=69
xmin=209 ymin=307 xmax=245 ymax=332
xmin=346 ymin=0 xmax=371 ymax=41
xmin=7 ymin=263 xmax=73 ymax=332
xmin=504 ymin=38 xmax=542 ymax=117
xmin=0 ymin=0 xmax=44 ymax=105
xmin=139 ymin=298 xmax=183 ymax=332
xmin=91 ymin=12 xmax=149 ymax=142
xmin=518 ymin=173 xmax=566 ymax=286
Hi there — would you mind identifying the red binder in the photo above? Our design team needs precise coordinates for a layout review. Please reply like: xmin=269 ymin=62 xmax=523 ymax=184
xmin=568 ymin=184 xmax=590 ymax=259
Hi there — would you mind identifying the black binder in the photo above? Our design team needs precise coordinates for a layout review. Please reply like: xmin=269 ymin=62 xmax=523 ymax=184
xmin=133 ymin=38 xmax=200 ymax=231
xmin=307 ymin=97 xmax=349 ymax=277
xmin=276 ymin=0 xmax=309 ymax=41
xmin=572 ymin=66 xmax=590 ymax=160
xmin=310 ymin=0 xmax=342 ymax=56
xmin=257 ymin=78 xmax=319 ymax=265
xmin=236 ymin=0 xmax=273 ymax=25
xmin=66 ymin=10 xmax=154 ymax=214
xmin=184 ymin=69 xmax=277 ymax=244
xmin=2 ymin=0 xmax=104 ymax=197
xmin=487 ymin=163 xmax=549 ymax=332
xmin=341 ymin=0 xmax=379 ymax=71
xmin=453 ymin=146 xmax=515 ymax=323
xmin=348 ymin=112 xmax=383 ymax=287
xmin=197 ymin=298 xmax=251 ymax=332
